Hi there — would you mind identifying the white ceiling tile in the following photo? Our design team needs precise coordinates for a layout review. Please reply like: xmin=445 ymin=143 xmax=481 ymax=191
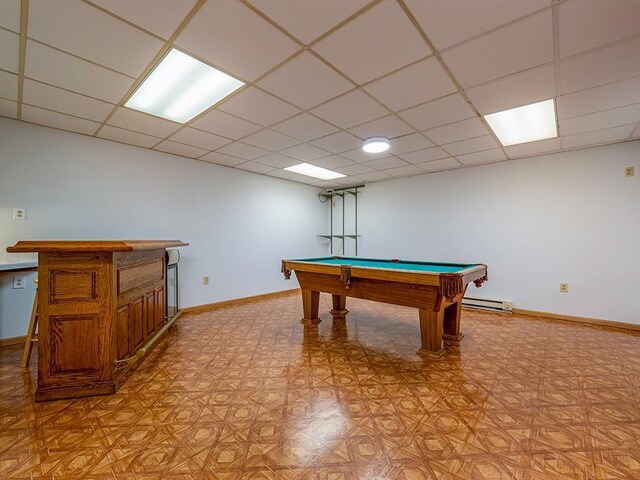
xmin=336 ymin=163 xmax=376 ymax=176
xmin=280 ymin=143 xmax=330 ymax=161
xmin=442 ymin=10 xmax=553 ymax=88
xmin=366 ymin=156 xmax=408 ymax=170
xmin=399 ymin=147 xmax=449 ymax=164
xmin=25 ymin=40 xmax=134 ymax=103
xmin=154 ymin=140 xmax=208 ymax=158
xmin=247 ymin=0 xmax=370 ymax=45
xmin=0 ymin=29 xmax=19 ymax=73
xmin=357 ymin=171 xmax=393 ymax=182
xmin=0 ymin=98 xmax=17 ymax=119
xmin=312 ymin=0 xmax=429 ymax=84
xmin=559 ymin=37 xmax=640 ymax=95
xmin=235 ymin=161 xmax=276 ymax=174
xmin=442 ymin=135 xmax=499 ymax=156
xmin=465 ymin=63 xmax=556 ymax=115
xmin=559 ymin=0 xmax=640 ymax=58
xmin=348 ymin=115 xmax=414 ymax=140
xmin=389 ymin=133 xmax=433 ymax=154
xmin=190 ymin=109 xmax=261 ymax=139
xmin=561 ymin=104 xmax=640 ymax=137
xmin=503 ymin=137 xmax=561 ymax=158
xmin=383 ymin=165 xmax=426 ymax=177
xmin=175 ymin=0 xmax=300 ymax=81
xmin=200 ymin=151 xmax=246 ymax=166
xmin=271 ymin=113 xmax=339 ymax=141
xmin=0 ymin=0 xmax=20 ymax=32
xmin=310 ymin=131 xmax=363 ymax=153
xmin=23 ymin=79 xmax=114 ymax=122
xmin=97 ymin=124 xmax=161 ymax=148
xmin=340 ymin=148 xmax=390 ymax=163
xmin=88 ymin=0 xmax=198 ymax=39
xmin=562 ymin=124 xmax=635 ymax=150
xmin=558 ymin=76 xmax=640 ymax=119
xmin=310 ymin=155 xmax=355 ymax=170
xmin=168 ymin=127 xmax=231 ymax=151
xmin=0 ymin=71 xmax=18 ymax=101
xmin=311 ymin=90 xmax=387 ymax=129
xmin=218 ymin=87 xmax=300 ymax=126
xmin=364 ymin=57 xmax=458 ymax=112
xmin=456 ymin=149 xmax=507 ymax=166
xmin=217 ymin=142 xmax=269 ymax=161
xmin=108 ymin=107 xmax=181 ymax=137
xmin=405 ymin=0 xmax=549 ymax=50
xmin=258 ymin=52 xmax=353 ymax=109
xmin=241 ymin=129 xmax=300 ymax=151
xmin=424 ymin=117 xmax=489 ymax=145
xmin=254 ymin=153 xmax=300 ymax=168
xmin=29 ymin=0 xmax=162 ymax=77
xmin=417 ymin=157 xmax=462 ymax=172
xmin=21 ymin=104 xmax=100 ymax=135
xmin=399 ymin=93 xmax=475 ymax=131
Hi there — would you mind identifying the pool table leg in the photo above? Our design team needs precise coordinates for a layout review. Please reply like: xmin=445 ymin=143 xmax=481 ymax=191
xmin=330 ymin=294 xmax=349 ymax=318
xmin=301 ymin=288 xmax=321 ymax=325
xmin=442 ymin=299 xmax=464 ymax=341
xmin=417 ymin=307 xmax=445 ymax=357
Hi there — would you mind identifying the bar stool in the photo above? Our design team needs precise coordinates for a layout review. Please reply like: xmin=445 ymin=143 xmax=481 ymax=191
xmin=21 ymin=278 xmax=38 ymax=368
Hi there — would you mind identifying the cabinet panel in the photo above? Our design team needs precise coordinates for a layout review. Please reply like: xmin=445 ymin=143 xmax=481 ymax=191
xmin=50 ymin=315 xmax=99 ymax=376
xmin=131 ymin=298 xmax=144 ymax=350
xmin=144 ymin=291 xmax=155 ymax=338
xmin=116 ymin=306 xmax=129 ymax=359
xmin=156 ymin=287 xmax=165 ymax=329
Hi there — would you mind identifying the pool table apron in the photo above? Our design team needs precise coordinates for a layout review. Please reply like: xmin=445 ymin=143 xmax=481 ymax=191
xmin=283 ymin=261 xmax=487 ymax=357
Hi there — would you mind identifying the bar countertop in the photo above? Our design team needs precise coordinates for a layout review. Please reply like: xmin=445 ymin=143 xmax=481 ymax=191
xmin=7 ymin=240 xmax=189 ymax=253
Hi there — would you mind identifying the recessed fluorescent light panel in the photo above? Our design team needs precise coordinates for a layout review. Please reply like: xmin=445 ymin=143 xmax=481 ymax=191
xmin=484 ymin=99 xmax=558 ymax=146
xmin=284 ymin=163 xmax=346 ymax=180
xmin=125 ymin=49 xmax=244 ymax=123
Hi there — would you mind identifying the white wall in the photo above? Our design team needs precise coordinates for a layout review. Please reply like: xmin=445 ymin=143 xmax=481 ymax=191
xmin=0 ymin=118 xmax=326 ymax=339
xmin=358 ymin=140 xmax=640 ymax=324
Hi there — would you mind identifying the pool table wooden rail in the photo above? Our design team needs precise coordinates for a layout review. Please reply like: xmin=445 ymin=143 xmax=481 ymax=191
xmin=281 ymin=259 xmax=487 ymax=298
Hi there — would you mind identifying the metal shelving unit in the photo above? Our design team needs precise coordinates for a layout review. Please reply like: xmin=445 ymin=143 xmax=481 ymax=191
xmin=317 ymin=185 xmax=363 ymax=255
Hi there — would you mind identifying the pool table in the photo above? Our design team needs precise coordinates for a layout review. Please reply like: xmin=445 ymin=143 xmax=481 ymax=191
xmin=281 ymin=256 xmax=488 ymax=356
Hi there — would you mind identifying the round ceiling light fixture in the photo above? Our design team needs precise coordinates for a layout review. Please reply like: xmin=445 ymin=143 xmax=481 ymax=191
xmin=362 ymin=137 xmax=390 ymax=153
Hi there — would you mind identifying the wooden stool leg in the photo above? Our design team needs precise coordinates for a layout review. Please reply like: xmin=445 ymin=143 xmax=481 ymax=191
xmin=21 ymin=282 xmax=38 ymax=369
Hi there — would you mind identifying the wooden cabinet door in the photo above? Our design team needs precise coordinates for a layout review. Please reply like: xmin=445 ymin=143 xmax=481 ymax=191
xmin=156 ymin=287 xmax=165 ymax=329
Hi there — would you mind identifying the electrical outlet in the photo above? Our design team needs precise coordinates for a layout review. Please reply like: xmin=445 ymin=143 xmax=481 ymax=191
xmin=625 ymin=167 xmax=635 ymax=177
xmin=13 ymin=276 xmax=25 ymax=289
xmin=13 ymin=208 xmax=26 ymax=220
xmin=203 ymin=276 xmax=210 ymax=285
xmin=560 ymin=283 xmax=569 ymax=293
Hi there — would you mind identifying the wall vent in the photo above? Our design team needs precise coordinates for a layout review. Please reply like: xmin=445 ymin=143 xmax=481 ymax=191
xmin=462 ymin=297 xmax=513 ymax=313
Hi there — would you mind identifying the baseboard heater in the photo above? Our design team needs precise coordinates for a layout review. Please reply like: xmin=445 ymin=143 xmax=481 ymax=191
xmin=462 ymin=297 xmax=513 ymax=313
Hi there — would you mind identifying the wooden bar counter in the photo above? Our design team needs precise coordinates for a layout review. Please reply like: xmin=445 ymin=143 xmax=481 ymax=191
xmin=6 ymin=240 xmax=188 ymax=401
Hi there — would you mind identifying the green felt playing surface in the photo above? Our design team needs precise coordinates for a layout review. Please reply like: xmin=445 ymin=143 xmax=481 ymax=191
xmin=294 ymin=257 xmax=473 ymax=273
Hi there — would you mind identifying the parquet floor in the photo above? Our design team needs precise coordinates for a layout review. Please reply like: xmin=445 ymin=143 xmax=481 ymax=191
xmin=1 ymin=292 xmax=640 ymax=479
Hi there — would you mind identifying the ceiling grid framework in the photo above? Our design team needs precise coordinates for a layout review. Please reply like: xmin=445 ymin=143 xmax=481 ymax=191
xmin=1 ymin=0 xmax=639 ymax=187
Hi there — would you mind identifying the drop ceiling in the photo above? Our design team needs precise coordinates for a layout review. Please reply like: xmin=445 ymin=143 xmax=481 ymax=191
xmin=1 ymin=0 xmax=639 ymax=187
